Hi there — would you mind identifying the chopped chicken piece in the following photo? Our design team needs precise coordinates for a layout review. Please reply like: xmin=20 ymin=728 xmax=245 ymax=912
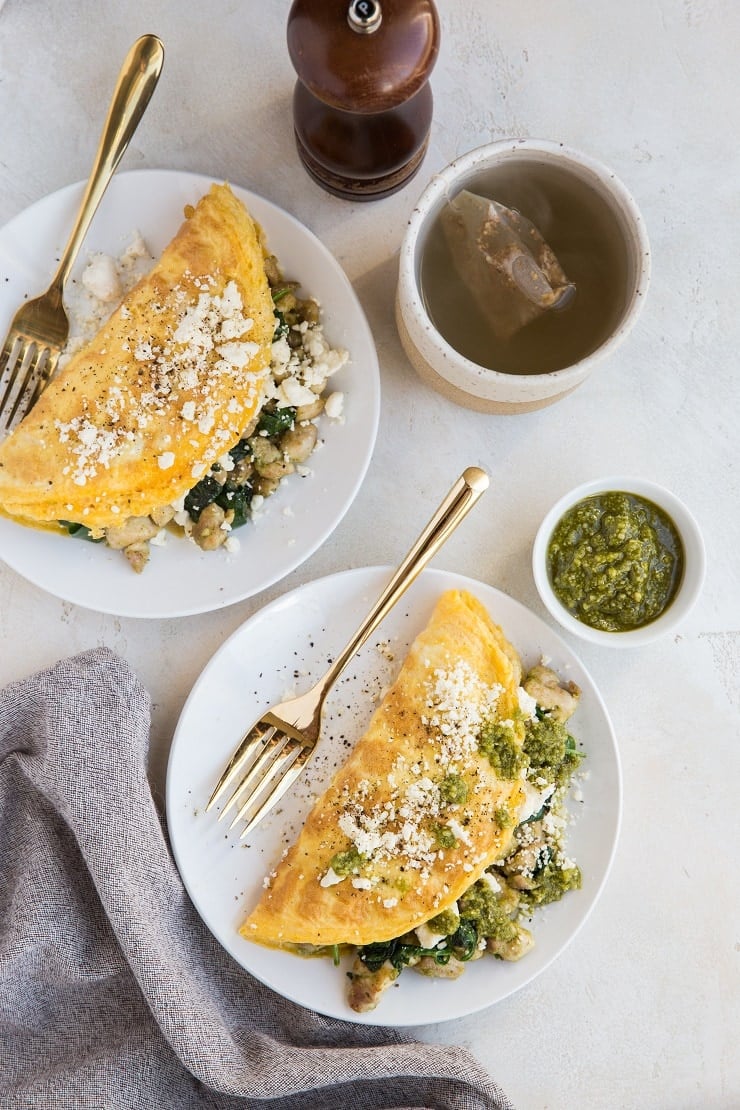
xmin=523 ymin=664 xmax=580 ymax=722
xmin=347 ymin=958 xmax=399 ymax=1012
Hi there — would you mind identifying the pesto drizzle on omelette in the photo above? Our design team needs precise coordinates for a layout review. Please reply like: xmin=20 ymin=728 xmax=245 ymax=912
xmin=240 ymin=590 xmax=585 ymax=1014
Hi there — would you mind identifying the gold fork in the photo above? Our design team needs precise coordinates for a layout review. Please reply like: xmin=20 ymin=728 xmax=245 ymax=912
xmin=206 ymin=466 xmax=489 ymax=839
xmin=0 ymin=34 xmax=164 ymax=434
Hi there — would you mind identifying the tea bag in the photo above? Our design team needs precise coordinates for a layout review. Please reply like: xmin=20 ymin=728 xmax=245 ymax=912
xmin=440 ymin=189 xmax=576 ymax=342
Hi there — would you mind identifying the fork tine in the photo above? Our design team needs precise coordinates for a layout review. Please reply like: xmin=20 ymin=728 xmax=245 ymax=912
xmin=223 ymin=730 xmax=294 ymax=826
xmin=206 ymin=724 xmax=277 ymax=813
xmin=17 ymin=347 xmax=57 ymax=424
xmin=0 ymin=335 xmax=25 ymax=417
xmin=0 ymin=332 xmax=21 ymax=372
xmin=5 ymin=341 xmax=36 ymax=416
xmin=7 ymin=343 xmax=50 ymax=426
xmin=238 ymin=745 xmax=312 ymax=841
xmin=229 ymin=738 xmax=305 ymax=835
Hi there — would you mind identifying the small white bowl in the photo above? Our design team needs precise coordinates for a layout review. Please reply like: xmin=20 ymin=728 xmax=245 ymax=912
xmin=532 ymin=477 xmax=706 ymax=647
xmin=396 ymin=138 xmax=651 ymax=414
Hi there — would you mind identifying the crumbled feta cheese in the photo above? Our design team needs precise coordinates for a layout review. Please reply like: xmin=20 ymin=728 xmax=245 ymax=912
xmin=517 ymin=685 xmax=538 ymax=720
xmin=319 ymin=867 xmax=345 ymax=888
xmin=415 ymin=921 xmax=447 ymax=948
xmin=351 ymin=876 xmax=373 ymax=890
xmin=446 ymin=817 xmax=472 ymax=846
xmin=61 ymin=236 xmax=349 ymax=564
xmin=519 ymin=779 xmax=555 ymax=823
xmin=120 ymin=230 xmax=150 ymax=265
xmin=216 ymin=339 xmax=259 ymax=368
xmin=324 ymin=391 xmax=344 ymax=420
xmin=278 ymin=376 xmax=318 ymax=408
xmin=81 ymin=253 xmax=122 ymax=303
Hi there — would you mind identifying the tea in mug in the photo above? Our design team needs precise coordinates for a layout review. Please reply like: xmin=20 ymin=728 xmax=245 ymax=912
xmin=419 ymin=160 xmax=630 ymax=375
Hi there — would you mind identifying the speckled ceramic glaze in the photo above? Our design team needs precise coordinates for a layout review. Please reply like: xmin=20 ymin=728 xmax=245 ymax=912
xmin=396 ymin=139 xmax=651 ymax=413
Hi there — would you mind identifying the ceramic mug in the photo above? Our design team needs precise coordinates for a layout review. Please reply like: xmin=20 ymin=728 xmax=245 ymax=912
xmin=395 ymin=138 xmax=651 ymax=414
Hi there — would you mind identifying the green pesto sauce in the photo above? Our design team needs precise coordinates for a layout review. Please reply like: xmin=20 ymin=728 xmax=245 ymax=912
xmin=439 ymin=773 xmax=469 ymax=805
xmin=520 ymin=860 xmax=582 ymax=909
xmin=432 ymin=823 xmax=458 ymax=849
xmin=478 ymin=721 xmax=525 ymax=779
xmin=427 ymin=907 xmax=460 ymax=935
xmin=546 ymin=491 xmax=684 ymax=632
xmin=329 ymin=846 xmax=364 ymax=876
xmin=524 ymin=713 xmax=568 ymax=766
xmin=458 ymin=880 xmax=518 ymax=942
xmin=524 ymin=715 xmax=583 ymax=787
xmin=494 ymin=805 xmax=514 ymax=829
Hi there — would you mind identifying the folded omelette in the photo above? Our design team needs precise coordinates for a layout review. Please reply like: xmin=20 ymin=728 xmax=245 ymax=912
xmin=242 ymin=589 xmax=528 ymax=950
xmin=0 ymin=183 xmax=274 ymax=531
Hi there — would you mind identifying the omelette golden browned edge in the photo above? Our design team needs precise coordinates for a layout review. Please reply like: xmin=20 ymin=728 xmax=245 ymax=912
xmin=0 ymin=183 xmax=274 ymax=531
xmin=242 ymin=589 xmax=527 ymax=950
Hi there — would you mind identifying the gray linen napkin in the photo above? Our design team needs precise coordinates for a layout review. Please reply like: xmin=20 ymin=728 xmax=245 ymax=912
xmin=0 ymin=647 xmax=515 ymax=1110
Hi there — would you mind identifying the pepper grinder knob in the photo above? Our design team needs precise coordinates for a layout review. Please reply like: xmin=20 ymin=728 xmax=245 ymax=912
xmin=287 ymin=0 xmax=440 ymax=200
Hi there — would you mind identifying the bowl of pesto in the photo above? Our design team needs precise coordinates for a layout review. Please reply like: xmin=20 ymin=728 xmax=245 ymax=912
xmin=532 ymin=477 xmax=705 ymax=646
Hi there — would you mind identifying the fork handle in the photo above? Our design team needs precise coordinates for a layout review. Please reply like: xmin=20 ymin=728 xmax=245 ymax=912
xmin=51 ymin=35 xmax=165 ymax=290
xmin=318 ymin=465 xmax=489 ymax=694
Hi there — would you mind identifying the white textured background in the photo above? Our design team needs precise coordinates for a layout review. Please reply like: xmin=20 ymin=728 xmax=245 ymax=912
xmin=0 ymin=2 xmax=738 ymax=1107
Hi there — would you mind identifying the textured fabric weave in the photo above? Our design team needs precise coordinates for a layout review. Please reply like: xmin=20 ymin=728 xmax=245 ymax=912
xmin=0 ymin=648 xmax=514 ymax=1109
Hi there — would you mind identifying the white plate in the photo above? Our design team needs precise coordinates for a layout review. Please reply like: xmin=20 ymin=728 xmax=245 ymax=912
xmin=166 ymin=566 xmax=622 ymax=1027
xmin=0 ymin=170 xmax=380 ymax=618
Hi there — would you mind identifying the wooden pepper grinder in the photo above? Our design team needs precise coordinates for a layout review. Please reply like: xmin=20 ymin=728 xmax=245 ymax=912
xmin=287 ymin=0 xmax=440 ymax=200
